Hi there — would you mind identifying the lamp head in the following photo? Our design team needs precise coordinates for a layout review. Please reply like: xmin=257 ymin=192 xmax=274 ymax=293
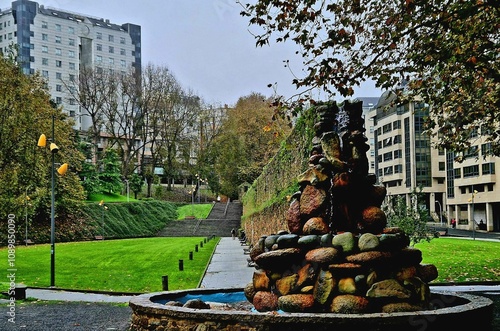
xmin=50 ymin=143 xmax=59 ymax=153
xmin=57 ymin=163 xmax=68 ymax=175
xmin=38 ymin=134 xmax=47 ymax=147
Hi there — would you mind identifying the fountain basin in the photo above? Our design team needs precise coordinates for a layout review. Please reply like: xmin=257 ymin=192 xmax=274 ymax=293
xmin=129 ymin=287 xmax=493 ymax=331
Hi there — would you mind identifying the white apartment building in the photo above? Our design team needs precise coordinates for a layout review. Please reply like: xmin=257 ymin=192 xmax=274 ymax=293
xmin=373 ymin=91 xmax=500 ymax=232
xmin=0 ymin=0 xmax=141 ymax=132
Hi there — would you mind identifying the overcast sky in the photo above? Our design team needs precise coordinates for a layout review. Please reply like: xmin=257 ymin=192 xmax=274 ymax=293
xmin=39 ymin=0 xmax=381 ymax=106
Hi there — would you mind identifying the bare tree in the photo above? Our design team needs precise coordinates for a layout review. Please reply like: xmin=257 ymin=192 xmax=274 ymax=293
xmin=138 ymin=64 xmax=181 ymax=196
xmin=62 ymin=66 xmax=113 ymax=164
xmin=100 ymin=69 xmax=144 ymax=178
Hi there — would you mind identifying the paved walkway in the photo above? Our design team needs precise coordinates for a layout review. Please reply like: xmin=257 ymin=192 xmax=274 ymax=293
xmin=19 ymin=233 xmax=500 ymax=303
xmin=199 ymin=237 xmax=254 ymax=289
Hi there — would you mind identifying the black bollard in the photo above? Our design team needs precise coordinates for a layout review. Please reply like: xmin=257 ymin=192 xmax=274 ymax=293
xmin=189 ymin=251 xmax=193 ymax=260
xmin=195 ymin=244 xmax=198 ymax=252
xmin=179 ymin=259 xmax=184 ymax=271
xmin=162 ymin=275 xmax=169 ymax=291
xmin=200 ymin=241 xmax=203 ymax=248
xmin=204 ymin=238 xmax=207 ymax=243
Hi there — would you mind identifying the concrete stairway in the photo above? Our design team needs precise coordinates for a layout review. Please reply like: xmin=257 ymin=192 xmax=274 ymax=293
xmin=158 ymin=201 xmax=243 ymax=237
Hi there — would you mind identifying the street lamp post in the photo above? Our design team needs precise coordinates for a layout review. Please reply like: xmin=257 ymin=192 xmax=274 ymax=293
xmin=99 ymin=200 xmax=107 ymax=239
xmin=25 ymin=186 xmax=31 ymax=246
xmin=124 ymin=179 xmax=130 ymax=202
xmin=38 ymin=115 xmax=68 ymax=287
xmin=468 ymin=186 xmax=478 ymax=241
xmin=435 ymin=200 xmax=442 ymax=226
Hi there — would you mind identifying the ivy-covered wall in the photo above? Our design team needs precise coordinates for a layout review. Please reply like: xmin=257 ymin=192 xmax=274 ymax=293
xmin=241 ymin=106 xmax=319 ymax=244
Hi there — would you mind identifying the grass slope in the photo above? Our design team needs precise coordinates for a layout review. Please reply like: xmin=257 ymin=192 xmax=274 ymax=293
xmin=176 ymin=204 xmax=213 ymax=220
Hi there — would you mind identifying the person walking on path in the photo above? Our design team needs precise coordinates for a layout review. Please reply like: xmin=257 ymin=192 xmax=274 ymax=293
xmin=231 ymin=228 xmax=236 ymax=240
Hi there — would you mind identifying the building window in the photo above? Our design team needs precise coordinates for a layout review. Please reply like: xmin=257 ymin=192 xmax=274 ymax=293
xmin=42 ymin=33 xmax=48 ymax=41
xmin=393 ymin=120 xmax=401 ymax=129
xmin=56 ymin=97 xmax=62 ymax=104
xmin=55 ymin=48 xmax=62 ymax=55
xmin=42 ymin=21 xmax=48 ymax=28
xmin=96 ymin=55 xmax=102 ymax=63
xmin=482 ymin=163 xmax=495 ymax=175
xmin=68 ymin=26 xmax=74 ymax=34
xmin=56 ymin=84 xmax=62 ymax=92
xmin=384 ymin=166 xmax=393 ymax=175
xmin=382 ymin=123 xmax=392 ymax=134
xmin=481 ymin=143 xmax=492 ymax=156
xmin=69 ymin=62 xmax=76 ymax=70
xmin=120 ymin=59 xmax=126 ymax=67
xmin=69 ymin=74 xmax=75 ymax=82
xmin=109 ymin=46 xmax=114 ymax=53
xmin=97 ymin=43 xmax=102 ymax=51
xmin=394 ymin=164 xmax=403 ymax=173
xmin=383 ymin=137 xmax=392 ymax=148
xmin=393 ymin=135 xmax=402 ymax=144
xmin=55 ymin=24 xmax=61 ymax=31
xmin=69 ymin=98 xmax=76 ymax=105
xmin=96 ymin=32 xmax=102 ymax=40
xmin=464 ymin=146 xmax=478 ymax=159
xmin=383 ymin=152 xmax=393 ymax=162
xmin=55 ymin=60 xmax=62 ymax=67
xmin=42 ymin=58 xmax=48 ymax=65
xmin=56 ymin=72 xmax=62 ymax=80
xmin=463 ymin=165 xmax=479 ymax=178
xmin=108 ymin=35 xmax=114 ymax=42
xmin=120 ymin=37 xmax=126 ymax=44
xmin=68 ymin=50 xmax=75 ymax=58
xmin=108 ymin=58 xmax=114 ymax=65
xmin=42 ymin=45 xmax=48 ymax=53
xmin=69 ymin=38 xmax=75 ymax=46
xmin=42 ymin=70 xmax=49 ymax=78
xmin=439 ymin=162 xmax=445 ymax=171
xmin=120 ymin=48 xmax=126 ymax=55
xmin=55 ymin=36 xmax=61 ymax=43
xmin=454 ymin=168 xmax=461 ymax=179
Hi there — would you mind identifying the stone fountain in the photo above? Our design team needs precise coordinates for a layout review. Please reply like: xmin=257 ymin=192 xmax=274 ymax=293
xmin=129 ymin=100 xmax=494 ymax=330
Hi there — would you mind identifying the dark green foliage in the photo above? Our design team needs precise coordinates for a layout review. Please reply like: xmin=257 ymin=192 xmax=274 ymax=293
xmin=99 ymin=149 xmax=123 ymax=194
xmin=128 ymin=173 xmax=144 ymax=199
xmin=384 ymin=188 xmax=432 ymax=246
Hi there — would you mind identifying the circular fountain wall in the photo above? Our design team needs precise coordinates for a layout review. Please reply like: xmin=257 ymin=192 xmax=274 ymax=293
xmin=129 ymin=287 xmax=493 ymax=331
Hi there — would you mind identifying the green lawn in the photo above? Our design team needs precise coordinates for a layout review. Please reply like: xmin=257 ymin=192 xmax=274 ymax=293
xmin=416 ymin=238 xmax=500 ymax=283
xmin=1 ymin=236 xmax=498 ymax=294
xmin=176 ymin=203 xmax=213 ymax=220
xmin=0 ymin=237 xmax=218 ymax=293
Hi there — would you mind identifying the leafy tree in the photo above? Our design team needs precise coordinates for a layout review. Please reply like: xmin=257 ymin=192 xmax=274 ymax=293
xmin=128 ymin=173 xmax=144 ymax=199
xmin=98 ymin=149 xmax=123 ymax=194
xmin=240 ymin=0 xmax=500 ymax=156
xmin=0 ymin=54 xmax=85 ymax=237
xmin=384 ymin=188 xmax=432 ymax=246
xmin=210 ymin=93 xmax=291 ymax=198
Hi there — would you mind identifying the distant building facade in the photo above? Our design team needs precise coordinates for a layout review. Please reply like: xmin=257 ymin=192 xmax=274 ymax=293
xmin=0 ymin=0 xmax=141 ymax=132
xmin=372 ymin=91 xmax=500 ymax=232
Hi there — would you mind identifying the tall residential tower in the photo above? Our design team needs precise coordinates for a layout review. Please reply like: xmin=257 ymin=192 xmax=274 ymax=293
xmin=0 ymin=0 xmax=141 ymax=131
